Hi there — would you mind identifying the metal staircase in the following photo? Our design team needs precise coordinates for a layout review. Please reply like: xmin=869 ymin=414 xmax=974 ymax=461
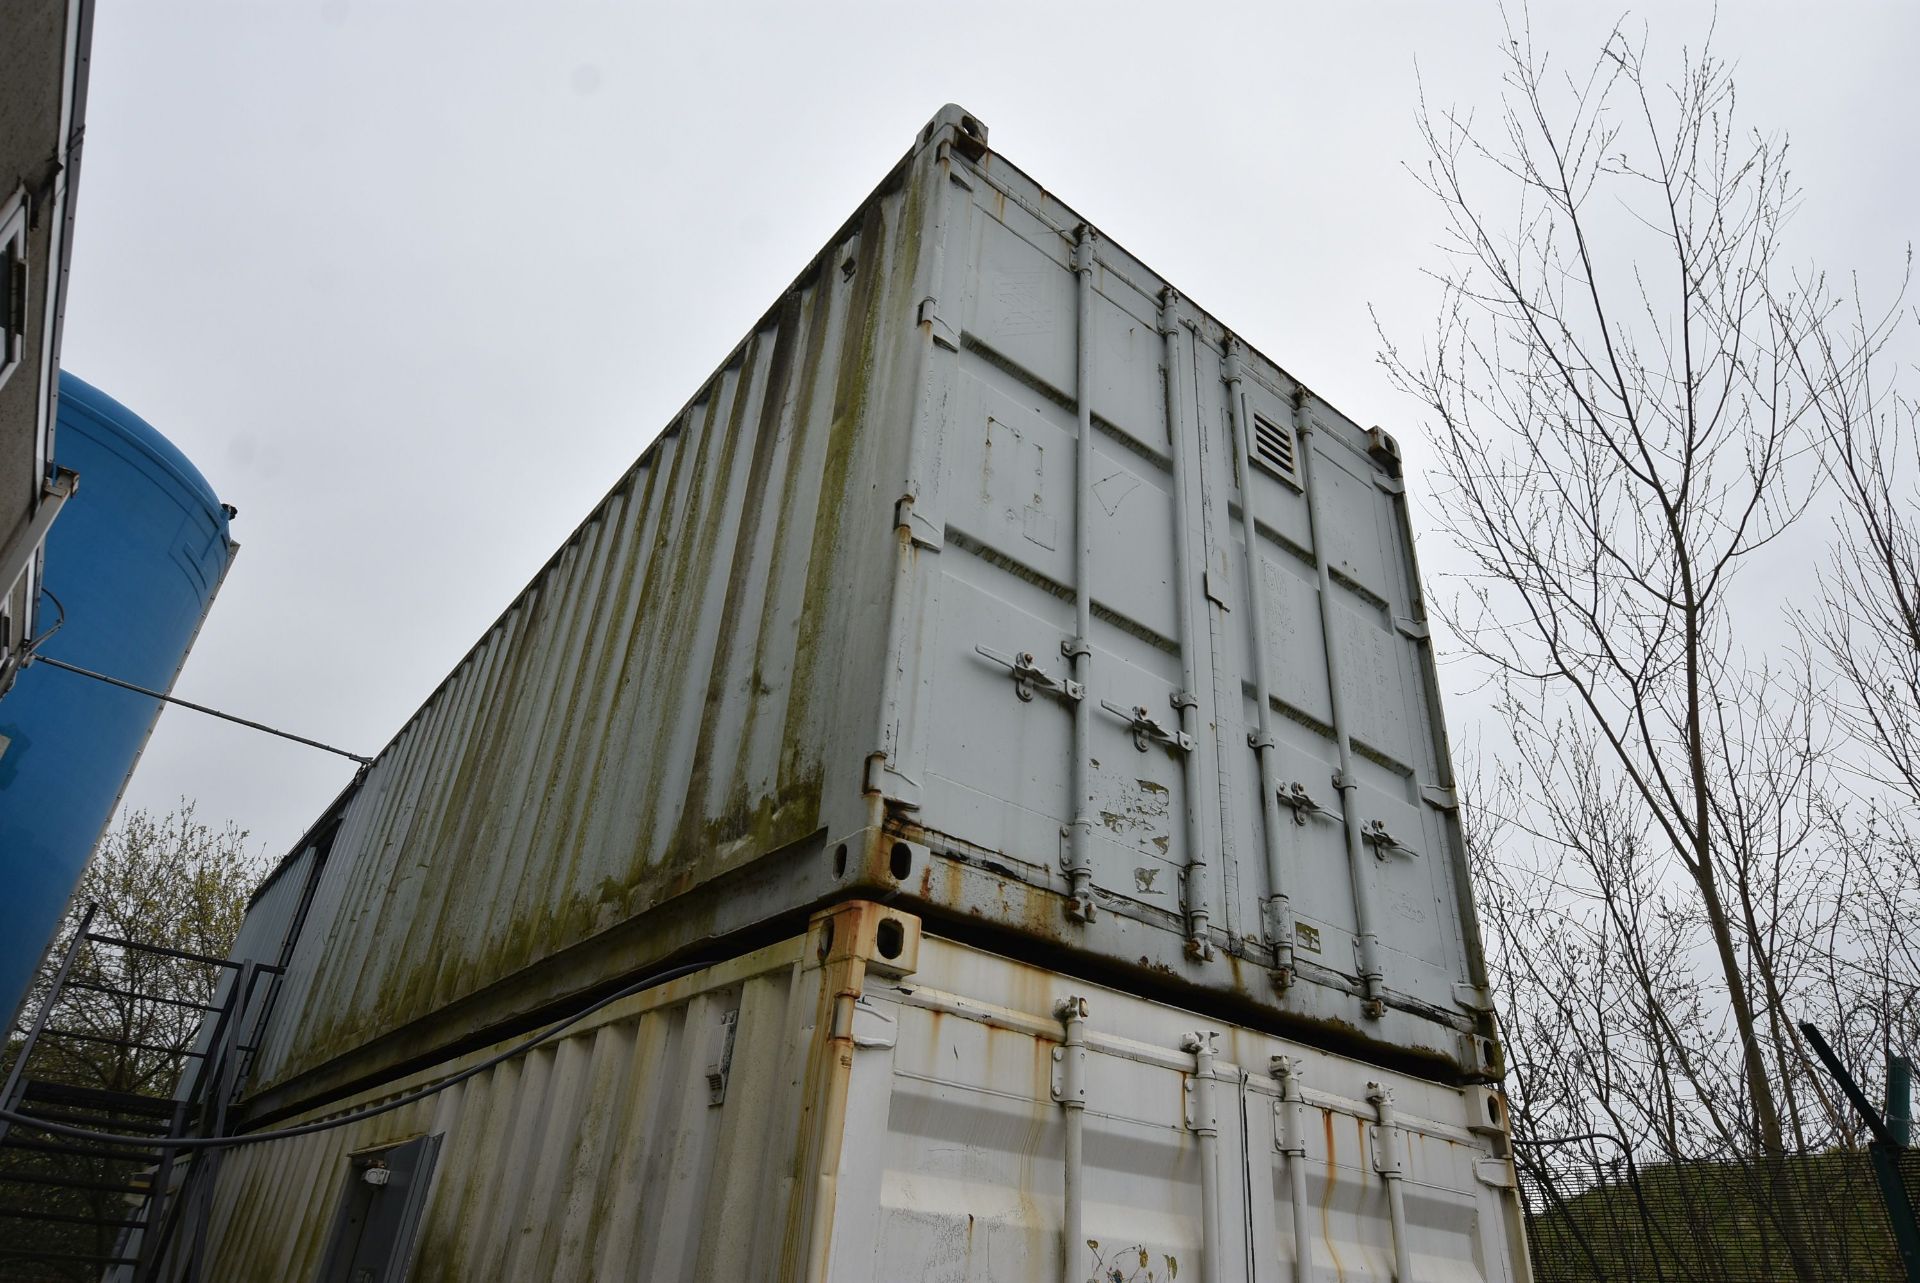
xmin=0 ymin=906 xmax=278 ymax=1282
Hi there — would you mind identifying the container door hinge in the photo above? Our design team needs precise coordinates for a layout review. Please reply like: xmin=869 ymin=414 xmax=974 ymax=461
xmin=1420 ymin=783 xmax=1460 ymax=811
xmin=1373 ymin=473 xmax=1407 ymax=497
xmin=1367 ymin=1087 xmax=1406 ymax=1179
xmin=936 ymin=143 xmax=975 ymax=191
xmin=705 ymin=1008 xmax=739 ymax=1106
xmin=1394 ymin=616 xmax=1430 ymax=640
xmin=1372 ymin=1127 xmax=1406 ymax=1179
xmin=1181 ymin=1032 xmax=1220 ymax=1132
xmin=1101 ymin=698 xmax=1194 ymax=753
xmin=864 ymin=752 xmax=923 ymax=810
xmin=893 ymin=496 xmax=943 ymax=550
xmin=976 ymin=644 xmax=1083 ymax=704
xmin=916 ymin=296 xmax=958 ymax=351
xmin=1270 ymin=1058 xmax=1308 ymax=1156
xmin=1051 ymin=997 xmax=1090 ymax=1104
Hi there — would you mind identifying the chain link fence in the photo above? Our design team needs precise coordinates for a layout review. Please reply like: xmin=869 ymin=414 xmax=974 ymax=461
xmin=1518 ymin=1139 xmax=1914 ymax=1282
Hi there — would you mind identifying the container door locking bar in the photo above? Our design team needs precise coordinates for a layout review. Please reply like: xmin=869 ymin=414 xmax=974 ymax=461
xmin=1361 ymin=819 xmax=1419 ymax=859
xmin=1278 ymin=781 xmax=1338 ymax=825
xmin=1099 ymin=697 xmax=1194 ymax=753
xmin=975 ymin=643 xmax=1083 ymax=704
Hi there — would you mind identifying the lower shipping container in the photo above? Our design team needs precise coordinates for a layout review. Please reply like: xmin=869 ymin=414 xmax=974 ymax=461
xmin=185 ymin=902 xmax=1530 ymax=1282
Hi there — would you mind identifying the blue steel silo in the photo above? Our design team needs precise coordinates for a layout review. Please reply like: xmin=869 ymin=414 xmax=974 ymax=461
xmin=0 ymin=372 xmax=237 ymax=1025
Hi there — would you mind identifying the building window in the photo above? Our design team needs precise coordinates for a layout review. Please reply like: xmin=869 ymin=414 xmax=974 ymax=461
xmin=0 ymin=189 xmax=26 ymax=394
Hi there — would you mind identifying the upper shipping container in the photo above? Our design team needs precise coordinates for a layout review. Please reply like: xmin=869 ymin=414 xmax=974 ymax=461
xmin=240 ymin=106 xmax=1498 ymax=1111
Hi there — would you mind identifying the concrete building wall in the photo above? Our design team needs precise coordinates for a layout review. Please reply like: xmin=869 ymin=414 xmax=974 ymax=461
xmin=0 ymin=0 xmax=90 ymax=691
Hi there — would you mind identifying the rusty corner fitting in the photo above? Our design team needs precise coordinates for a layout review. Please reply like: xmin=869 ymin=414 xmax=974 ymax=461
xmin=806 ymin=901 xmax=922 ymax=980
xmin=926 ymin=104 xmax=989 ymax=161
xmin=835 ymin=827 xmax=930 ymax=891
xmin=789 ymin=903 xmax=920 ymax=1282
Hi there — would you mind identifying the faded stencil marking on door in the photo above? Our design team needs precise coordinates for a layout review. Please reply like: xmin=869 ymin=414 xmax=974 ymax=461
xmin=1092 ymin=469 xmax=1139 ymax=517
xmin=988 ymin=268 xmax=1053 ymax=338
xmin=984 ymin=415 xmax=1056 ymax=550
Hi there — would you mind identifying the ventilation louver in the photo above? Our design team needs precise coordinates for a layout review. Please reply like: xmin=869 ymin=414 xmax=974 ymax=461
xmin=1251 ymin=413 xmax=1298 ymax=482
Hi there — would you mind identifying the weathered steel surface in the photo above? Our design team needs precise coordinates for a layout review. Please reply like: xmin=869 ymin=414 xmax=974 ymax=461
xmin=193 ymin=905 xmax=1530 ymax=1281
xmin=240 ymin=104 xmax=1496 ymax=1104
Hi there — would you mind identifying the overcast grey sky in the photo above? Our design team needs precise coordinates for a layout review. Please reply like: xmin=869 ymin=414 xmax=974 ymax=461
xmin=65 ymin=1 xmax=1920 ymax=860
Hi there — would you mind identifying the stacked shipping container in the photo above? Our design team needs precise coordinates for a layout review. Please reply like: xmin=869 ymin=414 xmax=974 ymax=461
xmin=181 ymin=106 xmax=1527 ymax=1282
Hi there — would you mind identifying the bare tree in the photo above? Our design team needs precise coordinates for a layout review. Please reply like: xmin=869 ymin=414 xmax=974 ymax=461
xmin=8 ymin=803 xmax=262 ymax=1095
xmin=1 ymin=804 xmax=263 ymax=1278
xmin=1378 ymin=13 xmax=1855 ymax=1162
xmin=1794 ymin=309 xmax=1920 ymax=800
xmin=1791 ymin=294 xmax=1920 ymax=1093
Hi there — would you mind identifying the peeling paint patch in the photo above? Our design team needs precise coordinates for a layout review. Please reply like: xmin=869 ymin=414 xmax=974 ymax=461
xmin=1093 ymin=774 xmax=1173 ymax=862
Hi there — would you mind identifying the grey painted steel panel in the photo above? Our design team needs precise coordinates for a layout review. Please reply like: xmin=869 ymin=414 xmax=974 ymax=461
xmin=190 ymin=906 xmax=1530 ymax=1282
xmin=244 ymin=106 xmax=1495 ymax=1106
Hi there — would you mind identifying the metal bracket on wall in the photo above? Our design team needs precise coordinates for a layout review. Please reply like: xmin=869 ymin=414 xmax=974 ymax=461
xmin=1100 ymin=698 xmax=1194 ymax=753
xmin=1451 ymin=982 xmax=1496 ymax=1014
xmin=1474 ymin=1156 xmax=1516 ymax=1189
xmin=705 ymin=1008 xmax=739 ymax=1106
xmin=976 ymin=644 xmax=1083 ymax=704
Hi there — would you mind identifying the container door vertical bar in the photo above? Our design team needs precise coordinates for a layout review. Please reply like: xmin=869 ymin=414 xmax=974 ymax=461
xmin=1220 ymin=340 xmax=1297 ymax=988
xmin=1160 ymin=289 xmax=1213 ymax=960
xmin=1295 ymin=391 xmax=1387 ymax=1017
xmin=1062 ymin=226 xmax=1099 ymax=921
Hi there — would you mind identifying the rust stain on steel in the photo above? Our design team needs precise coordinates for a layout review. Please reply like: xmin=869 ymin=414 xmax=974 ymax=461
xmin=1322 ymin=1107 xmax=1346 ymax=1283
xmin=779 ymin=902 xmax=896 ymax=1281
xmin=1008 ymin=1032 xmax=1051 ymax=1256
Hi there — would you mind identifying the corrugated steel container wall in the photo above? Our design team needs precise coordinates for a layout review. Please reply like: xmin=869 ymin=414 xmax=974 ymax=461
xmin=246 ymin=105 xmax=1495 ymax=1111
xmin=189 ymin=904 xmax=1530 ymax=1282
xmin=176 ymin=816 xmax=339 ymax=1101
xmin=250 ymin=147 xmax=930 ymax=1096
